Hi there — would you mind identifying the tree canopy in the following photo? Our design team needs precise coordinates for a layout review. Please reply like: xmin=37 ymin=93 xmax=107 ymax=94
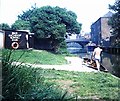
xmin=11 ymin=20 xmax=30 ymax=30
xmin=109 ymin=0 xmax=120 ymax=35
xmin=109 ymin=0 xmax=120 ymax=47
xmin=17 ymin=6 xmax=81 ymax=37
xmin=109 ymin=0 xmax=120 ymax=46
xmin=12 ymin=6 xmax=82 ymax=52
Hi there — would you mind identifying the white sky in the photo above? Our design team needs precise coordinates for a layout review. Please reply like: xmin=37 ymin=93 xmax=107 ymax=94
xmin=0 ymin=0 xmax=115 ymax=33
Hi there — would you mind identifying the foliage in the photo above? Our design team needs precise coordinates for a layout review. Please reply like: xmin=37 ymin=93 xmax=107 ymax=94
xmin=109 ymin=0 xmax=120 ymax=46
xmin=11 ymin=20 xmax=30 ymax=30
xmin=11 ymin=5 xmax=36 ymax=30
xmin=0 ymin=23 xmax=10 ymax=30
xmin=18 ymin=6 xmax=81 ymax=35
xmin=18 ymin=4 xmax=36 ymax=21
xmin=2 ymin=49 xmax=75 ymax=100
xmin=13 ymin=6 xmax=82 ymax=52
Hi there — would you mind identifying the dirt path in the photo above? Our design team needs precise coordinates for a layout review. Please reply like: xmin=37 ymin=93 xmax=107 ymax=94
xmin=15 ymin=57 xmax=97 ymax=72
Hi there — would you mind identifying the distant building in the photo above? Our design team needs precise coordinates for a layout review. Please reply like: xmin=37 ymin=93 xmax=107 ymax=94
xmin=91 ymin=11 xmax=113 ymax=47
xmin=84 ymin=32 xmax=91 ymax=40
xmin=65 ymin=33 xmax=81 ymax=40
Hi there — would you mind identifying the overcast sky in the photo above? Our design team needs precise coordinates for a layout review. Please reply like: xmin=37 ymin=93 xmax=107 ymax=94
xmin=0 ymin=0 xmax=115 ymax=33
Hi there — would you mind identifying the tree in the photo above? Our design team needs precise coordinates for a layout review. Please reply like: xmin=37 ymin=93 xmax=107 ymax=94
xmin=15 ymin=6 xmax=82 ymax=52
xmin=0 ymin=23 xmax=10 ymax=30
xmin=11 ymin=5 xmax=36 ymax=30
xmin=11 ymin=20 xmax=30 ymax=30
xmin=18 ymin=6 xmax=81 ymax=36
xmin=109 ymin=0 xmax=120 ymax=46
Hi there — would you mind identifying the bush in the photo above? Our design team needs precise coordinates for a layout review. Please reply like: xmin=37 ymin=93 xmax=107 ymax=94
xmin=2 ymin=49 xmax=75 ymax=100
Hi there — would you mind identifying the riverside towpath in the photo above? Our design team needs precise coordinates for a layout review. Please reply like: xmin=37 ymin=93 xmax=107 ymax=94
xmin=13 ymin=57 xmax=97 ymax=72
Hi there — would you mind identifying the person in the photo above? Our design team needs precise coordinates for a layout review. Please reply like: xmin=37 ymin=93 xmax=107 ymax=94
xmin=92 ymin=45 xmax=102 ymax=71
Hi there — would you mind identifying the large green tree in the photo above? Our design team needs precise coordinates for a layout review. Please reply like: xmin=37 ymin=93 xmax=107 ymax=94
xmin=109 ymin=0 xmax=120 ymax=46
xmin=13 ymin=6 xmax=82 ymax=52
xmin=18 ymin=6 xmax=81 ymax=36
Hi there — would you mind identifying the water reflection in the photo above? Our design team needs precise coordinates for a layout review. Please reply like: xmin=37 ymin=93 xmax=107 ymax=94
xmin=67 ymin=42 xmax=86 ymax=53
xmin=67 ymin=45 xmax=120 ymax=78
xmin=102 ymin=52 xmax=120 ymax=78
xmin=67 ymin=42 xmax=82 ymax=48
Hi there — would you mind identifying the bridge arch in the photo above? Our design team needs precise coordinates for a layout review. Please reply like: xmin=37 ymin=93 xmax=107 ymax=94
xmin=65 ymin=39 xmax=89 ymax=48
xmin=66 ymin=42 xmax=82 ymax=48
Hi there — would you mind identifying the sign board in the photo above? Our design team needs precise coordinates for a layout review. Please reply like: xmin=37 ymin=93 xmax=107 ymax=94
xmin=4 ymin=29 xmax=28 ymax=49
xmin=8 ymin=32 xmax=21 ymax=41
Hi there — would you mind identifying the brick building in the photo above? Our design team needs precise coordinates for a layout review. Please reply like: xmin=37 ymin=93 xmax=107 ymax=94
xmin=91 ymin=11 xmax=113 ymax=46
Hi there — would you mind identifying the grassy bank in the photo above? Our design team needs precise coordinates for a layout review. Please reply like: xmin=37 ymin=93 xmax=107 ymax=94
xmin=2 ymin=49 xmax=120 ymax=100
xmin=39 ymin=69 xmax=120 ymax=100
xmin=9 ymin=49 xmax=68 ymax=65
xmin=2 ymin=49 xmax=75 ymax=100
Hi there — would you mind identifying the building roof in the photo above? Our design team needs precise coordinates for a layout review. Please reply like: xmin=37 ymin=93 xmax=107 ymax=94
xmin=91 ymin=11 xmax=113 ymax=26
xmin=103 ymin=11 xmax=113 ymax=17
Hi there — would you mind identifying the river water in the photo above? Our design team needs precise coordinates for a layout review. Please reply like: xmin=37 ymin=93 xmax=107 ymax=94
xmin=67 ymin=47 xmax=120 ymax=78
xmin=101 ymin=52 xmax=120 ymax=78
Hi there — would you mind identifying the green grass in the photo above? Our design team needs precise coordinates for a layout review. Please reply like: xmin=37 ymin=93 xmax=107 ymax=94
xmin=2 ymin=49 xmax=120 ymax=100
xmin=2 ymin=49 xmax=75 ymax=100
xmin=38 ymin=69 xmax=120 ymax=100
xmin=10 ymin=49 xmax=68 ymax=65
